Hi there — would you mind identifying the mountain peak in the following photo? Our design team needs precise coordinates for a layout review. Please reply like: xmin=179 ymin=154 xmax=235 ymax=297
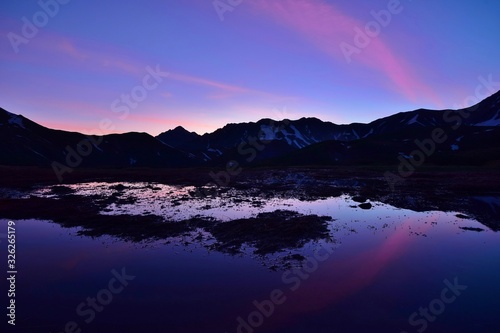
xmin=0 ymin=107 xmax=16 ymax=119
xmin=173 ymin=125 xmax=188 ymax=132
xmin=157 ymin=125 xmax=201 ymax=149
xmin=1 ymin=90 xmax=500 ymax=169
xmin=0 ymin=107 xmax=26 ymax=129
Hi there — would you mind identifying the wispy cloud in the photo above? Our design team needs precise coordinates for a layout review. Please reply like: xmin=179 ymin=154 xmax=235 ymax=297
xmin=169 ymin=73 xmax=250 ymax=93
xmin=0 ymin=23 xmax=144 ymax=77
xmin=168 ymin=72 xmax=296 ymax=102
xmin=248 ymin=0 xmax=439 ymax=103
xmin=55 ymin=38 xmax=144 ymax=76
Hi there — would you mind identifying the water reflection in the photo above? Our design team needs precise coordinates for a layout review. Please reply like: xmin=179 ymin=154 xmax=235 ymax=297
xmin=24 ymin=182 xmax=492 ymax=268
xmin=31 ymin=182 xmax=481 ymax=224
xmin=2 ymin=181 xmax=500 ymax=332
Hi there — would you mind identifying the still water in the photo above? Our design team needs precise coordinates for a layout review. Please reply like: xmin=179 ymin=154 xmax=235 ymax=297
xmin=1 ymin=182 xmax=499 ymax=332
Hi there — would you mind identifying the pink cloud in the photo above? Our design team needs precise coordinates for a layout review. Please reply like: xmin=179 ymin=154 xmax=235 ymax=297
xmin=161 ymin=91 xmax=173 ymax=99
xmin=169 ymin=73 xmax=251 ymax=94
xmin=248 ymin=0 xmax=440 ymax=104
xmin=54 ymin=38 xmax=144 ymax=76
xmin=57 ymin=38 xmax=89 ymax=62
xmin=169 ymin=72 xmax=296 ymax=102
xmin=0 ymin=21 xmax=145 ymax=77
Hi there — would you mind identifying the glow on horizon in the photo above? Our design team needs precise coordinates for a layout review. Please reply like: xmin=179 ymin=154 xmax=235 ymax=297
xmin=0 ymin=0 xmax=499 ymax=135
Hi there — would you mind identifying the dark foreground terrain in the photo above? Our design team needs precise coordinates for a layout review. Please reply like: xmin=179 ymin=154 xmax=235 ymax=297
xmin=1 ymin=165 xmax=499 ymax=247
xmin=2 ymin=165 xmax=500 ymax=333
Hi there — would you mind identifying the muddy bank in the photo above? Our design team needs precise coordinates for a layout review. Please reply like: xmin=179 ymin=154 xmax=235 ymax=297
xmin=1 ymin=166 xmax=499 ymax=233
xmin=0 ymin=190 xmax=337 ymax=269
xmin=209 ymin=210 xmax=333 ymax=255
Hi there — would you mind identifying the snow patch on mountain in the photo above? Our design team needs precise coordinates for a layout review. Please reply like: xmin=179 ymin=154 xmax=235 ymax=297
xmin=362 ymin=129 xmax=374 ymax=138
xmin=333 ymin=131 xmax=356 ymax=141
xmin=259 ymin=124 xmax=277 ymax=141
xmin=476 ymin=118 xmax=500 ymax=126
xmin=208 ymin=147 xmax=222 ymax=155
xmin=474 ymin=110 xmax=500 ymax=126
xmin=289 ymin=125 xmax=306 ymax=141
xmin=28 ymin=148 xmax=47 ymax=159
xmin=8 ymin=115 xmax=26 ymax=129
xmin=268 ymin=124 xmax=315 ymax=148
xmin=398 ymin=152 xmax=412 ymax=159
xmin=87 ymin=138 xmax=103 ymax=152
xmin=293 ymin=139 xmax=305 ymax=149
xmin=407 ymin=114 xmax=423 ymax=126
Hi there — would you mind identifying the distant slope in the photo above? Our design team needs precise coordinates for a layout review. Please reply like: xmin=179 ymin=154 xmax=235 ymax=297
xmin=0 ymin=108 xmax=194 ymax=169
xmin=1 ymin=90 xmax=499 ymax=169
xmin=156 ymin=90 xmax=500 ymax=164
xmin=266 ymin=126 xmax=500 ymax=167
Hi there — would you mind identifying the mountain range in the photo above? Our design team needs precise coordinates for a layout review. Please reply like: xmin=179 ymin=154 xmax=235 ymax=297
xmin=1 ymin=90 xmax=500 ymax=172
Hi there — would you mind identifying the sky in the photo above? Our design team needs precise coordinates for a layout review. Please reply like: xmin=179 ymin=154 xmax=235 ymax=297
xmin=1 ymin=0 xmax=499 ymax=135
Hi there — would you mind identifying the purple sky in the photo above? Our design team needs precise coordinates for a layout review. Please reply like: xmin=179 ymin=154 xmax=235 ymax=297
xmin=1 ymin=0 xmax=499 ymax=135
